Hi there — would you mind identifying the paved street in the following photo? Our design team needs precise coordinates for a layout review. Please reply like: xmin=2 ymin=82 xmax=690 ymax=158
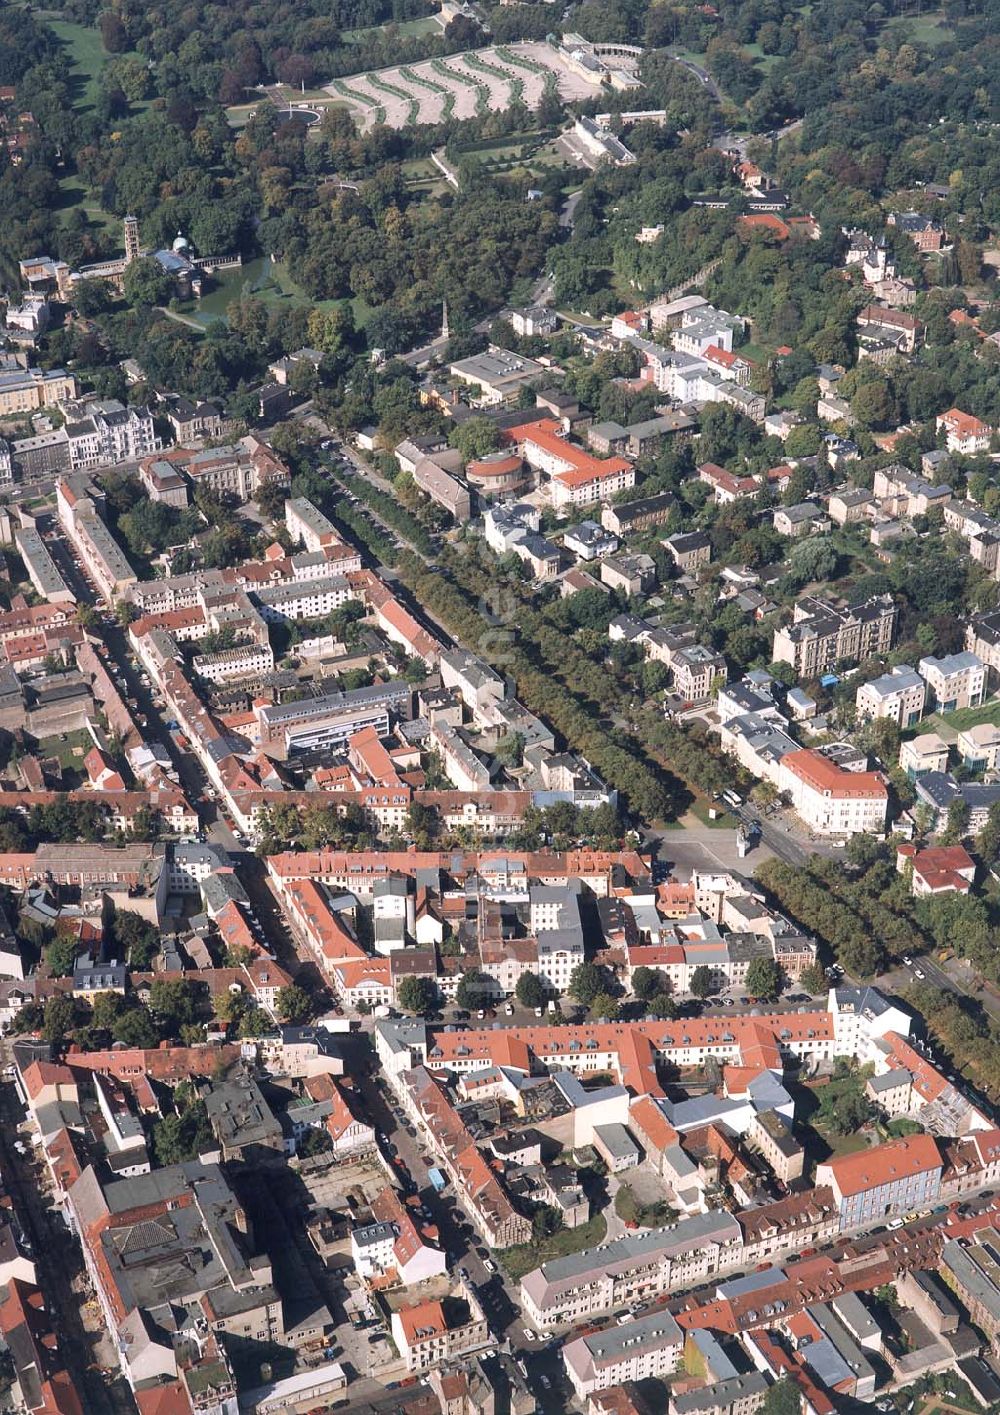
xmin=0 ymin=1080 xmax=136 ymax=1412
xmin=342 ymin=1035 xmax=570 ymax=1405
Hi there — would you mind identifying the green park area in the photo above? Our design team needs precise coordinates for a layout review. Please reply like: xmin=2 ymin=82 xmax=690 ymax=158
xmin=45 ymin=16 xmax=111 ymax=113
xmin=920 ymin=698 xmax=1000 ymax=739
xmin=172 ymin=257 xmax=376 ymax=332
xmin=343 ymin=15 xmax=442 ymax=43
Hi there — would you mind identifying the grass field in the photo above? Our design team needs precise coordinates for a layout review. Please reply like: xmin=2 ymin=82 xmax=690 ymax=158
xmin=56 ymin=173 xmax=120 ymax=236
xmin=46 ymin=17 xmax=116 ymax=115
xmin=883 ymin=13 xmax=955 ymax=46
xmin=684 ymin=798 xmax=735 ymax=830
xmin=920 ymin=698 xmax=1000 ymax=738
xmin=740 ymin=41 xmax=781 ymax=71
xmin=343 ymin=15 xmax=442 ymax=43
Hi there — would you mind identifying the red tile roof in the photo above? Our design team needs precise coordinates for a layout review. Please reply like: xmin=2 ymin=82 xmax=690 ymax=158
xmin=823 ymin=1133 xmax=941 ymax=1196
xmin=398 ymin=1298 xmax=446 ymax=1343
xmin=782 ymin=749 xmax=887 ymax=800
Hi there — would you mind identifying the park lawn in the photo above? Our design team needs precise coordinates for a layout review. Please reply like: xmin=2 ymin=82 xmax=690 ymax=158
xmin=531 ymin=139 xmax=578 ymax=179
xmin=883 ymin=13 xmax=955 ymax=46
xmin=669 ymin=47 xmax=709 ymax=67
xmin=498 ymin=1213 xmax=607 ymax=1282
xmin=921 ymin=698 xmax=1000 ymax=738
xmin=461 ymin=140 xmax=531 ymax=164
xmin=742 ymin=42 xmax=780 ymax=71
xmin=683 ymin=797 xmax=735 ymax=830
xmin=740 ymin=341 xmax=775 ymax=364
xmin=47 ymin=17 xmax=115 ymax=114
xmin=56 ymin=173 xmax=119 ymax=236
xmin=343 ymin=15 xmax=442 ymax=42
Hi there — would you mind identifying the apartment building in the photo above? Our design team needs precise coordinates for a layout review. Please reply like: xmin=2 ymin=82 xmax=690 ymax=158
xmin=412 ymin=455 xmax=472 ymax=522
xmin=828 ymin=487 xmax=874 ymax=525
xmin=939 ymin=1239 xmax=1000 ymax=1344
xmin=533 ymin=884 xmax=585 ymax=995
xmin=629 ymin=336 xmax=766 ymax=419
xmin=504 ymin=418 xmax=636 ymax=509
xmin=179 ymin=444 xmax=257 ymax=501
xmin=0 ymin=365 xmax=76 ymax=416
xmin=815 ymin=1133 xmax=942 ymax=1230
xmin=698 ymin=462 xmax=759 ymax=504
xmin=857 ymin=305 xmax=921 ymax=354
xmin=439 ymin=648 xmax=506 ymax=718
xmin=56 ymin=477 xmax=137 ymax=604
xmin=664 ymin=530 xmax=712 ymax=573
xmin=285 ymin=496 xmax=340 ymax=552
xmin=257 ymin=680 xmax=411 ymax=758
xmin=771 ymin=594 xmax=897 ymax=677
xmin=748 ymin=1109 xmax=804 ymax=1184
xmin=889 ymin=210 xmax=945 ymax=250
xmin=855 ymin=665 xmax=926 ymax=727
xmin=899 ymin=731 xmax=950 ymax=779
xmin=563 ymin=1311 xmax=684 ymax=1398
xmin=918 ymin=651 xmax=986 ymax=713
xmin=601 ymin=553 xmax=656 ymax=596
xmin=872 ymin=464 xmax=952 ymax=518
xmin=429 ymin=723 xmax=491 ymax=792
xmin=958 ymin=722 xmax=1000 ymax=773
xmin=966 ymin=609 xmax=1000 ymax=680
xmin=602 ymin=492 xmax=676 ymax=538
xmin=511 ymin=530 xmax=562 ymax=580
xmin=672 ymin=644 xmax=726 ymax=702
xmin=673 ymin=305 xmax=743 ymax=357
xmin=703 ymin=345 xmax=753 ymax=385
xmin=772 ymin=502 xmax=831 ymax=538
xmin=192 ymin=642 xmax=275 ymax=684
xmin=162 ymin=396 xmax=235 ymax=443
xmin=937 ymin=407 xmax=994 ymax=455
xmin=520 ymin=1212 xmax=743 ymax=1326
xmin=65 ymin=401 xmax=157 ymax=469
xmin=669 ymin=1374 xmax=769 ymax=1415
xmin=350 ymin=1186 xmax=447 ymax=1287
xmin=14 ymin=527 xmax=74 ymax=605
xmin=255 ymin=574 xmax=355 ymax=623
xmin=139 ymin=456 xmax=189 ymax=507
xmin=778 ymin=749 xmax=888 ymax=836
xmin=390 ymin=1294 xmax=490 ymax=1373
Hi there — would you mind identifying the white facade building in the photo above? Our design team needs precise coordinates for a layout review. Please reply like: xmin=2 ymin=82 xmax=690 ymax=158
xmin=855 ymin=666 xmax=926 ymax=727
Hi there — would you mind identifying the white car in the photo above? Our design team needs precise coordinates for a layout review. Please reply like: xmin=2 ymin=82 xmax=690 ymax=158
xmin=482 ymin=1259 xmax=496 ymax=1273
xmin=522 ymin=1330 xmax=535 ymax=1342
